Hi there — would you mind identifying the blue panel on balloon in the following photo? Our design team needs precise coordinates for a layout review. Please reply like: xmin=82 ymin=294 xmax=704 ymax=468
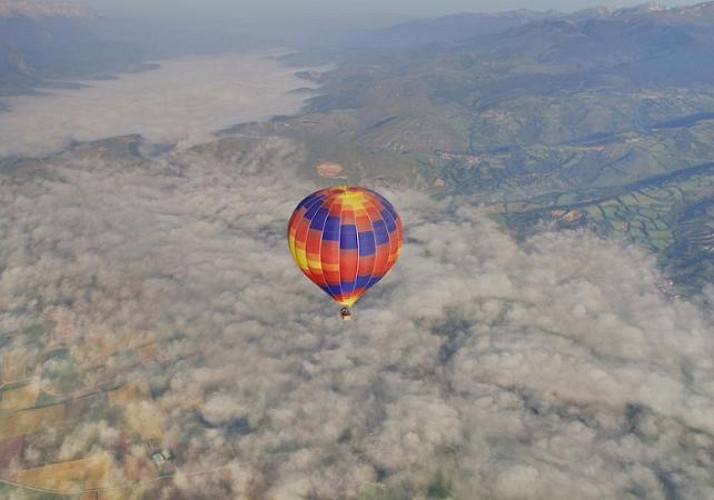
xmin=300 ymin=193 xmax=323 ymax=210
xmin=382 ymin=210 xmax=397 ymax=231
xmin=340 ymin=281 xmax=356 ymax=293
xmin=305 ymin=201 xmax=322 ymax=219
xmin=355 ymin=275 xmax=372 ymax=288
xmin=322 ymin=216 xmax=341 ymax=241
xmin=340 ymin=225 xmax=358 ymax=249
xmin=358 ymin=231 xmax=376 ymax=255
xmin=309 ymin=208 xmax=329 ymax=229
xmin=373 ymin=221 xmax=389 ymax=245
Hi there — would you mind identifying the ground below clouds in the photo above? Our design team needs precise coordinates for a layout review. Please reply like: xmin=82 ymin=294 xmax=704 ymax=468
xmin=0 ymin=135 xmax=713 ymax=499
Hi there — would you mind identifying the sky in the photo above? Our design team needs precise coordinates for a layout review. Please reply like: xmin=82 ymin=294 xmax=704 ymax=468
xmin=76 ymin=0 xmax=701 ymax=22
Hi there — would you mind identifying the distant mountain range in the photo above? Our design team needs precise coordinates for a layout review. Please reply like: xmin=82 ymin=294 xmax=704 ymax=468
xmin=264 ymin=1 xmax=714 ymax=295
xmin=0 ymin=0 xmax=275 ymax=94
xmin=3 ymin=0 xmax=714 ymax=293
xmin=345 ymin=9 xmax=555 ymax=49
xmin=5 ymin=0 xmax=714 ymax=91
xmin=0 ymin=1 xmax=140 ymax=92
xmin=361 ymin=1 xmax=714 ymax=47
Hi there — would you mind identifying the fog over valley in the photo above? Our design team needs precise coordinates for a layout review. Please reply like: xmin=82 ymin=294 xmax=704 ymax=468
xmin=1 ymin=136 xmax=713 ymax=498
xmin=0 ymin=53 xmax=322 ymax=158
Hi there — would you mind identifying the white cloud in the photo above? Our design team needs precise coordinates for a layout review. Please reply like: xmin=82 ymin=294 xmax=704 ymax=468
xmin=0 ymin=52 xmax=320 ymax=158
xmin=0 ymin=134 xmax=712 ymax=498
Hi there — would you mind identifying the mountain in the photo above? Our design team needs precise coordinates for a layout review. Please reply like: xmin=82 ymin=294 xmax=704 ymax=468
xmin=3 ymin=0 xmax=714 ymax=293
xmin=346 ymin=9 xmax=555 ymax=49
xmin=257 ymin=2 xmax=714 ymax=294
xmin=0 ymin=1 xmax=143 ymax=93
xmin=622 ymin=1 xmax=714 ymax=25
xmin=0 ymin=0 xmax=268 ymax=95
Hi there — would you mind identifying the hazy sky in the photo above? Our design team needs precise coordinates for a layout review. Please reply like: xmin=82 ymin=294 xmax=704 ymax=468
xmin=77 ymin=0 xmax=700 ymax=22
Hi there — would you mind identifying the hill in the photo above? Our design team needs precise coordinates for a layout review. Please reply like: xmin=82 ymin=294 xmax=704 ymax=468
xmin=257 ymin=2 xmax=714 ymax=294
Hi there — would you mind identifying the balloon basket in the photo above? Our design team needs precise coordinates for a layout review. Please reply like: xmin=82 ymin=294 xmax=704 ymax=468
xmin=339 ymin=307 xmax=352 ymax=321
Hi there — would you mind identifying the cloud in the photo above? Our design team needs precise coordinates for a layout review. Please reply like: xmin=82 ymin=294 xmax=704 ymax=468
xmin=0 ymin=134 xmax=713 ymax=498
xmin=0 ymin=52 xmax=319 ymax=159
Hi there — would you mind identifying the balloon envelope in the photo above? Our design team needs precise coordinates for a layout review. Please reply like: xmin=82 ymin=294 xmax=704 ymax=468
xmin=287 ymin=185 xmax=403 ymax=307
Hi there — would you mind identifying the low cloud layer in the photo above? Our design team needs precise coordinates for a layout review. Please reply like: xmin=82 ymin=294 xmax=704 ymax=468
xmin=0 ymin=135 xmax=713 ymax=498
xmin=0 ymin=52 xmax=318 ymax=159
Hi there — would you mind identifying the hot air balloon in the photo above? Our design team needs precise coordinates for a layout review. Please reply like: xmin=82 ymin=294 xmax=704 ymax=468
xmin=287 ymin=185 xmax=403 ymax=320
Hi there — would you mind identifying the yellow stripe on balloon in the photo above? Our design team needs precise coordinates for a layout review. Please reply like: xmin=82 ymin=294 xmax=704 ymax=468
xmin=341 ymin=196 xmax=365 ymax=211
xmin=339 ymin=296 xmax=359 ymax=307
xmin=288 ymin=234 xmax=297 ymax=262
xmin=296 ymin=247 xmax=309 ymax=270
